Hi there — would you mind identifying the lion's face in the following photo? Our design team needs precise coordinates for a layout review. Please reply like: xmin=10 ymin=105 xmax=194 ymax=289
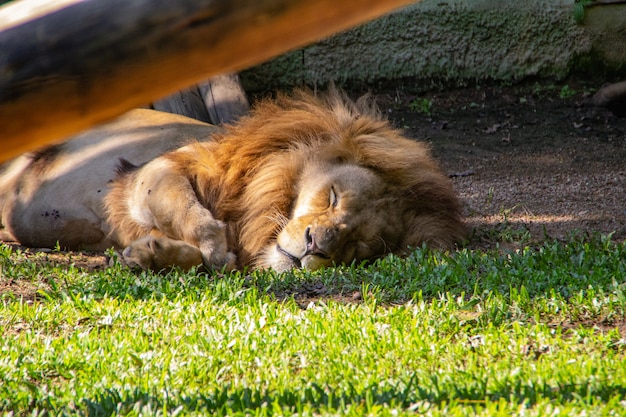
xmin=261 ymin=162 xmax=407 ymax=271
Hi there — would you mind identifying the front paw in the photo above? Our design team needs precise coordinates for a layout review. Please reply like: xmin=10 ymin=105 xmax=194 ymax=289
xmin=198 ymin=221 xmax=238 ymax=271
xmin=122 ymin=236 xmax=203 ymax=271
xmin=200 ymin=246 xmax=238 ymax=271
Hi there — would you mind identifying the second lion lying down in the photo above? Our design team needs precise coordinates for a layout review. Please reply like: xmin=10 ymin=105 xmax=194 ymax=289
xmin=0 ymin=89 xmax=466 ymax=271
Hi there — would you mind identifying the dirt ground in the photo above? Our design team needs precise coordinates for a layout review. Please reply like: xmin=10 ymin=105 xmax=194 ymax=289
xmin=2 ymin=79 xmax=625 ymax=276
xmin=371 ymin=79 xmax=626 ymax=250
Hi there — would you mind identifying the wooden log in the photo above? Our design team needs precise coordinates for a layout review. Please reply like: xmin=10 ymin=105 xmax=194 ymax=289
xmin=153 ymin=85 xmax=213 ymax=124
xmin=199 ymin=73 xmax=250 ymax=124
xmin=152 ymin=73 xmax=249 ymax=125
xmin=0 ymin=0 xmax=416 ymax=162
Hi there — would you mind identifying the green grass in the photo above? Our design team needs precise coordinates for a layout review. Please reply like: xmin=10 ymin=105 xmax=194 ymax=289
xmin=408 ymin=97 xmax=433 ymax=115
xmin=1 ymin=235 xmax=626 ymax=416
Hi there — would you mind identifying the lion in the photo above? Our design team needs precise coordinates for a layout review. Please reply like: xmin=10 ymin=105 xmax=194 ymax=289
xmin=0 ymin=88 xmax=465 ymax=271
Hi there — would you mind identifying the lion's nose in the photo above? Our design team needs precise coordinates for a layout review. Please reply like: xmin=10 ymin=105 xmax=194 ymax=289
xmin=304 ymin=226 xmax=329 ymax=258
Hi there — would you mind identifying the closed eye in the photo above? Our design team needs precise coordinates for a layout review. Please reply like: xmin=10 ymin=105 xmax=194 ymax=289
xmin=329 ymin=186 xmax=339 ymax=208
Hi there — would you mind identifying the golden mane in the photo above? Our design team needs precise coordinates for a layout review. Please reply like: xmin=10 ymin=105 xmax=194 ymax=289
xmin=157 ymin=88 xmax=462 ymax=267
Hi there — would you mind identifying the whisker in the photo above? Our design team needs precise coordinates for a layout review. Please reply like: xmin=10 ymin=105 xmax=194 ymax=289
xmin=263 ymin=210 xmax=289 ymax=230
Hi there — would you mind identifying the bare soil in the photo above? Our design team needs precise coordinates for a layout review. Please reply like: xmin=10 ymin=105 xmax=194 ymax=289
xmin=373 ymin=79 xmax=626 ymax=249
xmin=2 ymin=80 xmax=626 ymax=312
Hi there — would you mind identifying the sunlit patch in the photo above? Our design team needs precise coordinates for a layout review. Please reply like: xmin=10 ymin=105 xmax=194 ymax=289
xmin=466 ymin=213 xmax=607 ymax=225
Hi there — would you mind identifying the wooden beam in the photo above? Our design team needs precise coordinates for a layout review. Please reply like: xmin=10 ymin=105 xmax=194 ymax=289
xmin=152 ymin=85 xmax=213 ymax=124
xmin=0 ymin=0 xmax=416 ymax=162
xmin=200 ymin=73 xmax=250 ymax=125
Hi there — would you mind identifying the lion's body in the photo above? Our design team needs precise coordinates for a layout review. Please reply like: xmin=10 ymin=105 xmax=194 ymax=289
xmin=1 ymin=89 xmax=465 ymax=271
xmin=0 ymin=109 xmax=219 ymax=250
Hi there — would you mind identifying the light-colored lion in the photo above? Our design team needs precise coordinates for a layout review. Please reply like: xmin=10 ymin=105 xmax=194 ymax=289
xmin=0 ymin=89 xmax=466 ymax=271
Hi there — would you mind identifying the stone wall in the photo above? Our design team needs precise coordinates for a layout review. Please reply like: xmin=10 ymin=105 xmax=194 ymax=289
xmin=241 ymin=0 xmax=626 ymax=91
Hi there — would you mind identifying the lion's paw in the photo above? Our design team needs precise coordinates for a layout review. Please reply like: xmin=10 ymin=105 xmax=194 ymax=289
xmin=121 ymin=235 xmax=238 ymax=272
xmin=197 ymin=222 xmax=238 ymax=271
xmin=222 ymin=251 xmax=238 ymax=271
xmin=121 ymin=236 xmax=204 ymax=271
xmin=200 ymin=247 xmax=238 ymax=272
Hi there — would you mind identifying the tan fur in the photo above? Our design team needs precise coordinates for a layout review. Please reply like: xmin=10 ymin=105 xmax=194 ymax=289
xmin=121 ymin=235 xmax=204 ymax=271
xmin=0 ymin=89 xmax=464 ymax=271
xmin=0 ymin=109 xmax=219 ymax=251
xmin=103 ymin=89 xmax=466 ymax=271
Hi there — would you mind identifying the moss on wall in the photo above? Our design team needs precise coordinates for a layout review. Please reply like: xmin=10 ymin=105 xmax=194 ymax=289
xmin=241 ymin=0 xmax=624 ymax=92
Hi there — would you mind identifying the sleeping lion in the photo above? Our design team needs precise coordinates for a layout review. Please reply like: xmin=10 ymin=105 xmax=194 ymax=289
xmin=0 ymin=89 xmax=465 ymax=271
